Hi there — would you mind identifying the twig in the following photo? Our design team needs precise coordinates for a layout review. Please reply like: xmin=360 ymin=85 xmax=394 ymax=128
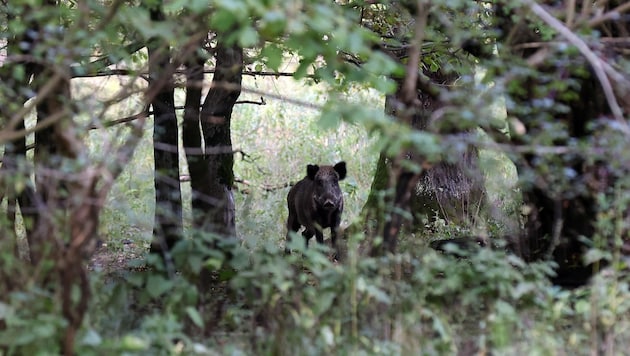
xmin=566 ymin=0 xmax=576 ymax=27
xmin=4 ymin=70 xmax=65 ymax=133
xmin=401 ymin=0 xmax=428 ymax=107
xmin=91 ymin=97 xmax=265 ymax=129
xmin=93 ymin=110 xmax=149 ymax=129
xmin=588 ymin=1 xmax=630 ymax=28
xmin=71 ymin=68 xmax=299 ymax=79
xmin=235 ymin=178 xmax=294 ymax=192
xmin=154 ymin=141 xmax=247 ymax=156
xmin=0 ymin=107 xmax=71 ymax=145
xmin=236 ymin=97 xmax=266 ymax=105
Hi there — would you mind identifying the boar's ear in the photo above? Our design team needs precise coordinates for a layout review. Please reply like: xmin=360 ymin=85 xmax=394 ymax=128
xmin=307 ymin=164 xmax=319 ymax=180
xmin=334 ymin=161 xmax=347 ymax=180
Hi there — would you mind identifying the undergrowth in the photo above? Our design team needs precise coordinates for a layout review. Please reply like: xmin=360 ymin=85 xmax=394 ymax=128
xmin=3 ymin=76 xmax=630 ymax=355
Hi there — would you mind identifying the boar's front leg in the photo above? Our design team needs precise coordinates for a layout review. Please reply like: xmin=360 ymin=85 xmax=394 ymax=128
xmin=315 ymin=228 xmax=324 ymax=245
xmin=303 ymin=228 xmax=315 ymax=248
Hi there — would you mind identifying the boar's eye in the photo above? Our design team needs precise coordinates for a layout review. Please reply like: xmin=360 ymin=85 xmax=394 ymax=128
xmin=315 ymin=178 xmax=323 ymax=186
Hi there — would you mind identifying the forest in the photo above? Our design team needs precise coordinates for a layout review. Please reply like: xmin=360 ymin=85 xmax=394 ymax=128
xmin=1 ymin=0 xmax=630 ymax=354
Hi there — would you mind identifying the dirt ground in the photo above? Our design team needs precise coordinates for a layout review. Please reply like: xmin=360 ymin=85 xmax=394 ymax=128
xmin=88 ymin=239 xmax=147 ymax=273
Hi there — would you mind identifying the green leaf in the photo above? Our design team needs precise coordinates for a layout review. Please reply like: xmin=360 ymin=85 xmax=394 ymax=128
xmin=238 ymin=26 xmax=259 ymax=47
xmin=211 ymin=9 xmax=237 ymax=32
xmin=146 ymin=275 xmax=173 ymax=299
xmin=188 ymin=254 xmax=203 ymax=274
xmin=314 ymin=292 xmax=335 ymax=314
xmin=189 ymin=0 xmax=209 ymax=12
xmin=185 ymin=307 xmax=205 ymax=328
xmin=261 ymin=44 xmax=283 ymax=71
xmin=0 ymin=302 xmax=12 ymax=319
xmin=318 ymin=107 xmax=342 ymax=130
xmin=320 ymin=325 xmax=334 ymax=346
xmin=12 ymin=65 xmax=25 ymax=82
xmin=260 ymin=10 xmax=287 ymax=39
xmin=120 ymin=335 xmax=149 ymax=351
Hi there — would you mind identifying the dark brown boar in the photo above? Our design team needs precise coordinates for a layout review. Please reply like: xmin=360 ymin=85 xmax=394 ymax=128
xmin=285 ymin=161 xmax=347 ymax=256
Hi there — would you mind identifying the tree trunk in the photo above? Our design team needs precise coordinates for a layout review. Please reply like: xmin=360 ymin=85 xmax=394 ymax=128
xmin=408 ymin=71 xmax=486 ymax=229
xmin=363 ymin=71 xmax=487 ymax=253
xmin=182 ymin=42 xmax=205 ymax=230
xmin=2 ymin=3 xmax=151 ymax=353
xmin=186 ymin=43 xmax=242 ymax=237
xmin=0 ymin=18 xmax=39 ymax=258
xmin=360 ymin=151 xmax=390 ymax=238
xmin=495 ymin=1 xmax=628 ymax=286
xmin=148 ymin=5 xmax=183 ymax=258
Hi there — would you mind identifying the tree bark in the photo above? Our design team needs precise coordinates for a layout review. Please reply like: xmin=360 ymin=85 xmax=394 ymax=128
xmin=148 ymin=5 xmax=183 ymax=258
xmin=363 ymin=72 xmax=487 ymax=254
xmin=0 ymin=16 xmax=39 ymax=258
xmin=359 ymin=3 xmax=487 ymax=253
xmin=408 ymin=70 xmax=486 ymax=228
xmin=187 ymin=43 xmax=242 ymax=237
xmin=494 ymin=1 xmax=627 ymax=286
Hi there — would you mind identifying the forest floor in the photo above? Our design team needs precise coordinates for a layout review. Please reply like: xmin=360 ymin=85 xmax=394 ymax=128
xmin=88 ymin=238 xmax=146 ymax=274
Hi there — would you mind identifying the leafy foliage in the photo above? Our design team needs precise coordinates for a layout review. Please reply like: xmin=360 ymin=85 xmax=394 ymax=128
xmin=2 ymin=0 xmax=630 ymax=354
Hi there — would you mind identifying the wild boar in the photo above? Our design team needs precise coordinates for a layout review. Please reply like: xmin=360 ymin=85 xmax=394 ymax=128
xmin=285 ymin=161 xmax=346 ymax=257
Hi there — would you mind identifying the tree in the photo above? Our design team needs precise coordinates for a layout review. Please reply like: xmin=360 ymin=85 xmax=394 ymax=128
xmin=0 ymin=1 xmax=147 ymax=353
xmin=489 ymin=0 xmax=630 ymax=285
xmin=189 ymin=42 xmax=242 ymax=237
xmin=356 ymin=1 xmax=491 ymax=254
xmin=354 ymin=0 xmax=630 ymax=287
xmin=148 ymin=3 xmax=244 ymax=263
xmin=147 ymin=3 xmax=184 ymax=260
xmin=3 ymin=0 xmax=630 ymax=352
xmin=0 ymin=3 xmax=40 ymax=260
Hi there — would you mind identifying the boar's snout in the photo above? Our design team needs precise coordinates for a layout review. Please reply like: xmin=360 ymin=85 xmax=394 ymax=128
xmin=323 ymin=199 xmax=337 ymax=210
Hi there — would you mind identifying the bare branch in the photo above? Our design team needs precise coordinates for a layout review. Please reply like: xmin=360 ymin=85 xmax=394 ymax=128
xmin=71 ymin=68 xmax=300 ymax=79
xmin=526 ymin=0 xmax=628 ymax=131
xmin=236 ymin=97 xmax=266 ymax=105
xmin=93 ymin=96 xmax=265 ymax=129
xmin=0 ymin=106 xmax=71 ymax=145
xmin=588 ymin=1 xmax=630 ymax=28
xmin=179 ymin=176 xmax=295 ymax=194
xmin=3 ymin=70 xmax=65 ymax=133
xmin=154 ymin=141 xmax=247 ymax=156
xmin=566 ymin=0 xmax=576 ymax=27
xmin=401 ymin=0 xmax=429 ymax=107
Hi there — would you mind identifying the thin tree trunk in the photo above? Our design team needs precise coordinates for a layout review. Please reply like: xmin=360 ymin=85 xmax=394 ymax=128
xmin=359 ymin=151 xmax=390 ymax=238
xmin=148 ymin=5 xmax=183 ymax=258
xmin=0 ymin=11 xmax=42 ymax=262
xmin=30 ymin=42 xmax=82 ymax=356
xmin=188 ymin=43 xmax=242 ymax=236
xmin=182 ymin=42 xmax=205 ymax=229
